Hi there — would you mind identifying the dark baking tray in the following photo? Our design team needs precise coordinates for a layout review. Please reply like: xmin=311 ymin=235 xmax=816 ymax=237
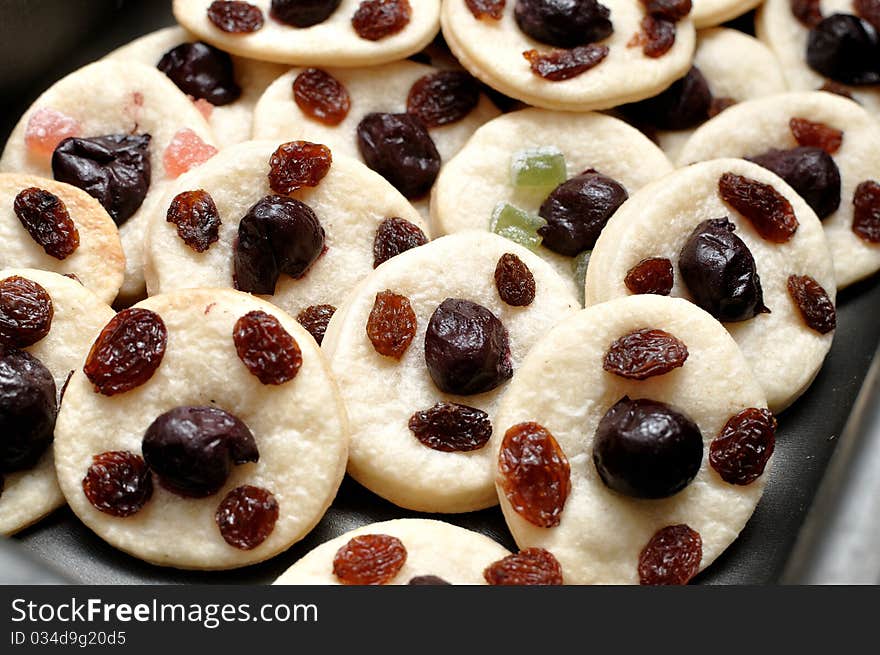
xmin=2 ymin=0 xmax=880 ymax=585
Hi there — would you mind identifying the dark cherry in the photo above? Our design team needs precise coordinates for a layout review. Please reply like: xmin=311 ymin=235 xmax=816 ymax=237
xmin=408 ymin=575 xmax=451 ymax=585
xmin=270 ymin=0 xmax=342 ymax=27
xmin=806 ymin=14 xmax=880 ymax=85
xmin=373 ymin=217 xmax=427 ymax=268
xmin=514 ymin=0 xmax=613 ymax=48
xmin=157 ymin=41 xmax=241 ymax=106
xmin=620 ymin=66 xmax=711 ymax=131
xmin=747 ymin=147 xmax=841 ymax=220
xmin=593 ymin=396 xmax=703 ymax=499
xmin=0 ymin=347 xmax=56 ymax=473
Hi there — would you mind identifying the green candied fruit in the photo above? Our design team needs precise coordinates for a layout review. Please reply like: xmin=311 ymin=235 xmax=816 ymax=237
xmin=572 ymin=250 xmax=591 ymax=304
xmin=510 ymin=146 xmax=566 ymax=190
xmin=490 ymin=203 xmax=545 ymax=251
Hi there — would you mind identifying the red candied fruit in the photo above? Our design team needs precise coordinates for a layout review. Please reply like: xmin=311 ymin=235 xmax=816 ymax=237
xmin=351 ymin=0 xmax=412 ymax=41
xmin=293 ymin=69 xmax=351 ymax=126
xmin=233 ymin=310 xmax=302 ymax=385
xmin=0 ymin=276 xmax=54 ymax=348
xmin=484 ymin=548 xmax=563 ymax=585
xmin=163 ymin=128 xmax=218 ymax=180
xmin=408 ymin=401 xmax=492 ymax=452
xmin=710 ymin=408 xmax=776 ymax=485
xmin=215 ymin=485 xmax=279 ymax=550
xmin=852 ymin=180 xmax=880 ymax=243
xmin=296 ymin=304 xmax=336 ymax=345
xmin=603 ymin=328 xmax=689 ymax=380
xmin=166 ymin=189 xmax=222 ymax=253
xmin=333 ymin=534 xmax=407 ymax=585
xmin=790 ymin=117 xmax=843 ymax=154
xmin=268 ymin=141 xmax=332 ymax=194
xmin=790 ymin=0 xmax=822 ymax=27
xmin=718 ymin=172 xmax=798 ymax=243
xmin=82 ymin=450 xmax=153 ymax=517
xmin=366 ymin=290 xmax=417 ymax=359
xmin=638 ymin=524 xmax=702 ymax=585
xmin=207 ymin=1 xmax=265 ymax=33
xmin=24 ymin=108 xmax=80 ymax=157
xmin=787 ymin=274 xmax=836 ymax=334
xmin=494 ymin=253 xmax=536 ymax=307
xmin=466 ymin=0 xmax=506 ymax=19
xmin=14 ymin=187 xmax=80 ymax=260
xmin=523 ymin=44 xmax=609 ymax=81
xmin=624 ymin=257 xmax=674 ymax=295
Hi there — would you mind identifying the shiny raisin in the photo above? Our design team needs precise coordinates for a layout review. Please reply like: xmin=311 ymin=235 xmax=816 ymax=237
xmin=373 ymin=217 xmax=427 ymax=268
xmin=352 ymin=0 xmax=411 ymax=41
xmin=638 ymin=524 xmax=702 ymax=585
xmin=408 ymin=575 xmax=451 ymax=585
xmin=852 ymin=180 xmax=880 ymax=242
xmin=0 ymin=276 xmax=54 ymax=349
xmin=408 ymin=401 xmax=492 ymax=452
xmin=523 ymin=44 xmax=609 ymax=81
xmin=82 ymin=451 xmax=153 ymax=517
xmin=13 ymin=187 xmax=80 ymax=259
xmin=494 ymin=253 xmax=536 ymax=307
xmin=635 ymin=15 xmax=677 ymax=58
xmin=271 ymin=0 xmax=342 ymax=27
xmin=0 ymin=347 xmax=56 ymax=472
xmin=207 ymin=1 xmax=265 ymax=33
xmin=790 ymin=0 xmax=822 ymax=27
xmin=215 ymin=485 xmax=278 ymax=549
xmin=293 ymin=68 xmax=351 ymax=126
xmin=366 ymin=290 xmax=416 ymax=359
xmin=620 ymin=67 xmax=711 ymax=131
xmin=709 ymin=408 xmax=776 ymax=485
xmin=234 ymin=310 xmax=302 ymax=385
xmin=268 ymin=141 xmax=332 ymax=194
xmin=787 ymin=274 xmax=836 ymax=334
xmin=333 ymin=534 xmax=407 ymax=584
xmin=603 ymin=328 xmax=688 ymax=380
xmin=718 ymin=172 xmax=798 ymax=243
xmin=166 ymin=189 xmax=222 ymax=253
xmin=747 ymin=147 xmax=840 ymax=220
xmin=625 ymin=258 xmax=674 ymax=296
xmin=484 ymin=548 xmax=563 ymax=585
xmin=157 ymin=41 xmax=241 ymax=106
xmin=407 ymin=71 xmax=480 ymax=128
xmin=806 ymin=15 xmax=880 ymax=86
xmin=514 ymin=0 xmax=613 ymax=47
xmin=790 ymin=117 xmax=843 ymax=154
xmin=466 ymin=0 xmax=505 ymax=20
xmin=297 ymin=304 xmax=336 ymax=345
xmin=640 ymin=0 xmax=692 ymax=19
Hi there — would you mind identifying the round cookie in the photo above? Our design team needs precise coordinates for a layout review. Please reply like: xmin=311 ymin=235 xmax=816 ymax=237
xmin=0 ymin=60 xmax=217 ymax=303
xmin=586 ymin=158 xmax=836 ymax=412
xmin=431 ymin=108 xmax=673 ymax=298
xmin=0 ymin=174 xmax=124 ymax=305
xmin=440 ymin=0 xmax=696 ymax=111
xmin=322 ymin=231 xmax=579 ymax=513
xmin=53 ymin=288 xmax=349 ymax=569
xmin=493 ymin=294 xmax=771 ymax=585
xmin=678 ymin=91 xmax=880 ymax=287
xmin=691 ymin=0 xmax=763 ymax=28
xmin=0 ymin=268 xmax=115 ymax=535
xmin=173 ymin=0 xmax=441 ymax=67
xmin=274 ymin=518 xmax=510 ymax=584
xmin=106 ymin=26 xmax=287 ymax=148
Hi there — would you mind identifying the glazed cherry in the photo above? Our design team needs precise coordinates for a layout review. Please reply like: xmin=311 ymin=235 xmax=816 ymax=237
xmin=620 ymin=66 xmax=711 ymax=131
xmin=748 ymin=147 xmax=841 ymax=220
xmin=0 ymin=347 xmax=56 ymax=473
xmin=514 ymin=0 xmax=612 ymax=48
xmin=270 ymin=0 xmax=342 ymax=27
xmin=593 ymin=396 xmax=703 ymax=499
xmin=806 ymin=14 xmax=880 ymax=86
xmin=157 ymin=41 xmax=241 ymax=106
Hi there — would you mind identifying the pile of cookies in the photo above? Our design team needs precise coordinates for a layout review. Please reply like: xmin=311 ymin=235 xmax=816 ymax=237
xmin=0 ymin=0 xmax=877 ymax=585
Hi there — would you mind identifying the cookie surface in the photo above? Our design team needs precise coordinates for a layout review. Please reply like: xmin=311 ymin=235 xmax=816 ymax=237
xmin=691 ymin=0 xmax=763 ymax=28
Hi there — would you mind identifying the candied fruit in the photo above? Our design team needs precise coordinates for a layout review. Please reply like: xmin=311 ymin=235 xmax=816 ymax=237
xmin=163 ymin=129 xmax=218 ymax=180
xmin=510 ymin=146 xmax=567 ymax=191
xmin=24 ymin=108 xmax=80 ymax=157
xmin=490 ymin=203 xmax=545 ymax=251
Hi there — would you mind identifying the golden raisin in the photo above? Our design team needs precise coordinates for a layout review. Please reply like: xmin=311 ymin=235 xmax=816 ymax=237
xmin=366 ymin=290 xmax=416 ymax=359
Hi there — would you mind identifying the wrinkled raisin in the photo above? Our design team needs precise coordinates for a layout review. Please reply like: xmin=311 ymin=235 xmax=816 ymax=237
xmin=297 ymin=304 xmax=336 ymax=345
xmin=633 ymin=15 xmax=677 ymax=58
xmin=484 ymin=548 xmax=563 ymax=585
xmin=625 ymin=258 xmax=674 ymax=296
xmin=638 ymin=524 xmax=702 ymax=585
xmin=790 ymin=117 xmax=843 ymax=154
xmin=819 ymin=80 xmax=856 ymax=99
xmin=352 ymin=0 xmax=411 ymax=40
xmin=366 ymin=290 xmax=416 ymax=359
xmin=498 ymin=422 xmax=570 ymax=528
xmin=494 ymin=253 xmax=536 ymax=307
xmin=0 ymin=276 xmax=54 ymax=349
xmin=708 ymin=96 xmax=736 ymax=117
xmin=166 ymin=189 xmax=221 ymax=253
xmin=157 ymin=41 xmax=241 ymax=106
xmin=163 ymin=128 xmax=217 ymax=180
xmin=790 ymin=0 xmax=822 ymax=27
xmin=234 ymin=310 xmax=302 ymax=385
xmin=207 ymin=1 xmax=265 ymax=33
xmin=0 ymin=347 xmax=56 ymax=473
xmin=82 ymin=451 xmax=153 ymax=517
xmin=640 ymin=0 xmax=692 ymax=19
xmin=718 ymin=172 xmax=798 ymax=243
xmin=852 ymin=180 xmax=880 ymax=242
xmin=408 ymin=575 xmax=451 ymax=585
xmin=855 ymin=0 xmax=880 ymax=31
xmin=333 ymin=534 xmax=407 ymax=584
xmin=709 ymin=408 xmax=776 ymax=485
xmin=373 ymin=217 xmax=427 ymax=268
xmin=271 ymin=0 xmax=342 ymax=27
xmin=215 ymin=485 xmax=278 ymax=549
xmin=268 ymin=141 xmax=332 ymax=194
xmin=514 ymin=0 xmax=612 ymax=47
xmin=806 ymin=15 xmax=880 ymax=86
xmin=466 ymin=0 xmax=505 ymax=20
xmin=523 ymin=44 xmax=609 ymax=81
xmin=13 ymin=187 xmax=80 ymax=259
xmin=407 ymin=71 xmax=480 ymax=128
xmin=603 ymin=328 xmax=688 ymax=380
xmin=747 ymin=147 xmax=840 ymax=220
xmin=787 ymin=274 xmax=836 ymax=334
xmin=620 ymin=67 xmax=711 ymax=131
xmin=293 ymin=69 xmax=351 ymax=126
xmin=408 ymin=401 xmax=492 ymax=452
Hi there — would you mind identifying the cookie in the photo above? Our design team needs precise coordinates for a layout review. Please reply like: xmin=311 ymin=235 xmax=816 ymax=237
xmin=173 ymin=0 xmax=441 ymax=67
xmin=492 ymin=294 xmax=771 ymax=584
xmin=586 ymin=158 xmax=836 ymax=412
xmin=274 ymin=518 xmax=510 ymax=584
xmin=0 ymin=268 xmax=115 ymax=535
xmin=0 ymin=60 xmax=217 ymax=303
xmin=678 ymin=91 xmax=880 ymax=287
xmin=53 ymin=288 xmax=348 ymax=569
xmin=440 ymin=0 xmax=696 ymax=111
xmin=321 ymin=231 xmax=579 ymax=513
xmin=691 ymin=0 xmax=763 ymax=28
xmin=0 ymin=174 xmax=124 ymax=305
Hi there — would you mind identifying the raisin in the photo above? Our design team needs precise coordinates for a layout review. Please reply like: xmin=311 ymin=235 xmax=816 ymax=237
xmin=709 ymin=408 xmax=776 ymax=485
xmin=333 ymin=534 xmax=407 ymax=584
xmin=514 ymin=0 xmax=613 ymax=47
xmin=82 ymin=451 xmax=153 ymax=517
xmin=484 ymin=548 xmax=563 ymax=585
xmin=806 ymin=15 xmax=880 ymax=86
xmin=787 ymin=274 xmax=836 ymax=334
xmin=619 ymin=67 xmax=711 ymax=131
xmin=708 ymin=96 xmax=736 ymax=117
xmin=293 ymin=68 xmax=351 ymax=126
xmin=718 ymin=172 xmax=798 ymax=243
xmin=215 ymin=485 xmax=278 ymax=549
xmin=790 ymin=117 xmax=843 ymax=154
xmin=852 ymin=180 xmax=880 ymax=242
xmin=0 ymin=347 xmax=56 ymax=473
xmin=790 ymin=0 xmax=822 ymax=27
xmin=157 ymin=41 xmax=241 ymax=106
xmin=352 ymin=0 xmax=412 ymax=40
xmin=635 ymin=16 xmax=677 ymax=58
xmin=207 ymin=1 xmax=265 ymax=33
xmin=640 ymin=0 xmax=692 ymax=20
xmin=408 ymin=401 xmax=492 ymax=452
xmin=163 ymin=128 xmax=218 ymax=180
xmin=271 ymin=0 xmax=342 ymax=27
xmin=855 ymin=0 xmax=880 ymax=31
xmin=747 ymin=147 xmax=841 ymax=220
xmin=407 ymin=71 xmax=480 ymax=128
xmin=13 ymin=187 xmax=80 ymax=260
xmin=494 ymin=253 xmax=536 ymax=307
xmin=166 ymin=189 xmax=222 ymax=253
xmin=25 ymin=108 xmax=80 ymax=157
xmin=268 ymin=141 xmax=332 ymax=194
xmin=83 ymin=308 xmax=167 ymax=396
xmin=366 ymin=290 xmax=417 ymax=359
xmin=373 ymin=217 xmax=428 ymax=268
xmin=498 ymin=422 xmax=571 ymax=528
xmin=234 ymin=310 xmax=302 ymax=385
xmin=408 ymin=575 xmax=451 ymax=585
xmin=297 ymin=304 xmax=336 ymax=345
xmin=0 ymin=276 xmax=54 ymax=349
xmin=638 ymin=524 xmax=702 ymax=585
xmin=523 ymin=44 xmax=609 ymax=81
xmin=603 ymin=328 xmax=688 ymax=380
xmin=466 ymin=0 xmax=505 ymax=20
xmin=625 ymin=258 xmax=674 ymax=296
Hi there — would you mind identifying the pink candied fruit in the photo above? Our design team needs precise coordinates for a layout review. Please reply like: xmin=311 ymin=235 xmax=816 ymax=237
xmin=163 ymin=128 xmax=218 ymax=179
xmin=191 ymin=97 xmax=214 ymax=120
xmin=24 ymin=108 xmax=80 ymax=157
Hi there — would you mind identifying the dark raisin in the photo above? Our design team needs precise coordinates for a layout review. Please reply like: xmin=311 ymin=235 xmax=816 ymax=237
xmin=408 ymin=401 xmax=492 ymax=452
xmin=215 ymin=485 xmax=278 ymax=549
xmin=268 ymin=141 xmax=332 ymax=194
xmin=408 ymin=575 xmax=451 ymax=585
xmin=293 ymin=68 xmax=351 ymax=126
xmin=856 ymin=0 xmax=880 ymax=31
xmin=356 ymin=113 xmax=441 ymax=199
xmin=708 ymin=96 xmax=736 ymax=117
xmin=82 ymin=451 xmax=153 ymax=517
xmin=484 ymin=548 xmax=563 ymax=585
xmin=852 ymin=180 xmax=880 ymax=242
xmin=366 ymin=290 xmax=416 ymax=359
xmin=494 ymin=253 xmax=536 ymax=307
xmin=790 ymin=117 xmax=843 ymax=154
xmin=352 ymin=0 xmax=412 ymax=40
xmin=466 ymin=0 xmax=505 ymax=20
xmin=234 ymin=310 xmax=302 ymax=385
xmin=297 ymin=304 xmax=336 ymax=345
xmin=0 ymin=276 xmax=54 ymax=349
xmin=271 ymin=0 xmax=342 ymax=27
xmin=640 ymin=0 xmax=692 ymax=20
xmin=13 ymin=187 xmax=80 ymax=259
xmin=523 ymin=44 xmax=609 ymax=80
xmin=498 ymin=422 xmax=571 ymax=528
xmin=625 ymin=258 xmax=674 ymax=295
xmin=747 ymin=147 xmax=841 ymax=220
xmin=679 ymin=217 xmax=769 ymax=322
xmin=638 ymin=524 xmax=702 ymax=585
xmin=603 ymin=329 xmax=688 ymax=380
xmin=157 ymin=41 xmax=241 ymax=106
xmin=718 ymin=172 xmax=799 ymax=243
xmin=709 ymin=408 xmax=776 ymax=485
xmin=407 ymin=71 xmax=480 ymax=128
xmin=207 ymin=1 xmax=265 ymax=33
xmin=537 ymin=170 xmax=628 ymax=256
xmin=84 ymin=308 xmax=167 ymax=396
xmin=619 ymin=67 xmax=711 ymax=131
xmin=166 ymin=189 xmax=222 ymax=253
xmin=637 ymin=16 xmax=677 ymax=58
xmin=819 ymin=80 xmax=856 ymax=99
xmin=333 ymin=534 xmax=407 ymax=584
xmin=790 ymin=0 xmax=822 ymax=27
xmin=806 ymin=14 xmax=880 ymax=85
xmin=0 ymin=347 xmax=56 ymax=473
xmin=142 ymin=406 xmax=259 ymax=498
xmin=425 ymin=298 xmax=512 ymax=395
xmin=787 ymin=274 xmax=836 ymax=334
xmin=373 ymin=217 xmax=428 ymax=268
xmin=514 ymin=0 xmax=613 ymax=47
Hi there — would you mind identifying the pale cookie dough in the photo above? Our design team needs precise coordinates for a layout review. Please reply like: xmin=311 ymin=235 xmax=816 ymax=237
xmin=174 ymin=0 xmax=441 ymax=67
xmin=678 ymin=91 xmax=880 ymax=287
xmin=493 ymin=294 xmax=769 ymax=585
xmin=0 ymin=60 xmax=217 ymax=303
xmin=586 ymin=158 xmax=835 ymax=412
xmin=144 ymin=140 xmax=428 ymax=321
xmin=0 ymin=269 xmax=115 ymax=535
xmin=0 ymin=174 xmax=124 ymax=305
xmin=691 ymin=0 xmax=763 ymax=28
xmin=322 ymin=231 xmax=579 ymax=513
xmin=440 ymin=0 xmax=695 ymax=111
xmin=274 ymin=518 xmax=510 ymax=584
xmin=53 ymin=288 xmax=349 ymax=569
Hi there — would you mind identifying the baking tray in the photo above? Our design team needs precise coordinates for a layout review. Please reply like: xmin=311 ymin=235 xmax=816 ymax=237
xmin=2 ymin=0 xmax=880 ymax=585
